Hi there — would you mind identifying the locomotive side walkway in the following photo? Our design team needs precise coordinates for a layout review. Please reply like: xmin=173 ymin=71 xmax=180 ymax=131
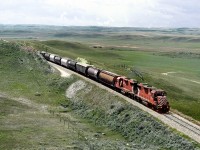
xmin=48 ymin=61 xmax=200 ymax=143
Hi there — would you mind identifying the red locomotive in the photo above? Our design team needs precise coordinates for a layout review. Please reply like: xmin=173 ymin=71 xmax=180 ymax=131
xmin=137 ymin=83 xmax=169 ymax=112
xmin=114 ymin=77 xmax=169 ymax=113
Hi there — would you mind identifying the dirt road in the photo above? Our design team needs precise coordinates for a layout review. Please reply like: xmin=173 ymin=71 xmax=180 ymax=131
xmin=49 ymin=62 xmax=200 ymax=143
xmin=48 ymin=62 xmax=71 ymax=77
xmin=161 ymin=72 xmax=200 ymax=84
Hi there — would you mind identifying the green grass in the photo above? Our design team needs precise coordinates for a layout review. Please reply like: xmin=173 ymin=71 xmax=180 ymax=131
xmin=0 ymin=97 xmax=131 ymax=149
xmin=0 ymin=41 xmax=76 ymax=105
xmin=32 ymin=40 xmax=200 ymax=121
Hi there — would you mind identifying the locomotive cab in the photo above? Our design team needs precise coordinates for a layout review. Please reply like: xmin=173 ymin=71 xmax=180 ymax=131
xmin=137 ymin=83 xmax=170 ymax=112
xmin=151 ymin=90 xmax=166 ymax=98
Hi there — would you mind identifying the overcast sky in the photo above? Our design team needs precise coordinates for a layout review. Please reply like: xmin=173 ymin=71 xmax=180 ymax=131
xmin=0 ymin=0 xmax=199 ymax=27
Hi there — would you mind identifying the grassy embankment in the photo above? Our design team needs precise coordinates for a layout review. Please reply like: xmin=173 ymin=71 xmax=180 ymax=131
xmin=64 ymin=80 xmax=199 ymax=149
xmin=31 ymin=40 xmax=200 ymax=121
xmin=0 ymin=41 xmax=136 ymax=149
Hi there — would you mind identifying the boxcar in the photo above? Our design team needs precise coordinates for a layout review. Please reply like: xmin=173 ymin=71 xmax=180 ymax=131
xmin=67 ymin=60 xmax=77 ymax=70
xmin=98 ymin=70 xmax=119 ymax=87
xmin=76 ymin=63 xmax=90 ymax=75
xmin=87 ymin=66 xmax=100 ymax=79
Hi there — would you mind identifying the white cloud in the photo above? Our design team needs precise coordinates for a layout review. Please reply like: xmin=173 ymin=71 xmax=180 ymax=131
xmin=0 ymin=0 xmax=199 ymax=27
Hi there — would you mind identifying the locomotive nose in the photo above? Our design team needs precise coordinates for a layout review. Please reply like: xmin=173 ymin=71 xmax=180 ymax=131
xmin=157 ymin=96 xmax=170 ymax=112
xmin=158 ymin=96 xmax=167 ymax=106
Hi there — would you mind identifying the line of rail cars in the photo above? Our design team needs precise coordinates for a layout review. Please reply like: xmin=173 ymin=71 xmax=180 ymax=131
xmin=41 ymin=51 xmax=170 ymax=113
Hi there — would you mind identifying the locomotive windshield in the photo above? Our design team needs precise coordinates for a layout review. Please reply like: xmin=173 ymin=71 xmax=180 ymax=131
xmin=151 ymin=90 xmax=166 ymax=97
xmin=156 ymin=91 xmax=166 ymax=96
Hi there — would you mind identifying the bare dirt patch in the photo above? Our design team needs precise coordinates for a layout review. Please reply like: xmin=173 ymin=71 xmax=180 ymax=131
xmin=161 ymin=72 xmax=177 ymax=75
xmin=66 ymin=80 xmax=87 ymax=98
xmin=0 ymin=93 xmax=48 ymax=113
xmin=48 ymin=61 xmax=71 ymax=78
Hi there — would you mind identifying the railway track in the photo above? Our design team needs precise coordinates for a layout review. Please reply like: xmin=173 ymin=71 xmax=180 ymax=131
xmin=48 ymin=61 xmax=200 ymax=143
xmin=164 ymin=113 xmax=200 ymax=137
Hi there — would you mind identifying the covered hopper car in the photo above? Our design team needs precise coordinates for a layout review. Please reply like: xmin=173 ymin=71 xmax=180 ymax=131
xmin=87 ymin=67 xmax=100 ymax=79
xmin=50 ymin=54 xmax=56 ymax=62
xmin=44 ymin=53 xmax=50 ymax=60
xmin=54 ymin=56 xmax=62 ymax=65
xmin=67 ymin=60 xmax=77 ymax=71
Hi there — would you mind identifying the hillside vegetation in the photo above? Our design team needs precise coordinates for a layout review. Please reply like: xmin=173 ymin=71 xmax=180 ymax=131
xmin=0 ymin=41 xmax=137 ymax=149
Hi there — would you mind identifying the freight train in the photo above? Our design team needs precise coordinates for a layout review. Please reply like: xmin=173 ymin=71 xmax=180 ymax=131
xmin=40 ymin=51 xmax=170 ymax=113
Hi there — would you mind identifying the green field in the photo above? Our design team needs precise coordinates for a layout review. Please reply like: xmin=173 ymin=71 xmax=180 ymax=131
xmin=1 ymin=25 xmax=199 ymax=121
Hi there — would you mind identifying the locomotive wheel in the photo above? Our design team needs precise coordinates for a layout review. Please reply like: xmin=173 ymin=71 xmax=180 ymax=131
xmin=162 ymin=107 xmax=170 ymax=113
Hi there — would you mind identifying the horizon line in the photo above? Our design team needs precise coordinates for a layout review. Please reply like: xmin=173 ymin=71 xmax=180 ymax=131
xmin=0 ymin=24 xmax=199 ymax=29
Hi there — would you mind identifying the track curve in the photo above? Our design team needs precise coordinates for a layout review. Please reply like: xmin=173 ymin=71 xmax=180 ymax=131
xmin=48 ymin=61 xmax=200 ymax=143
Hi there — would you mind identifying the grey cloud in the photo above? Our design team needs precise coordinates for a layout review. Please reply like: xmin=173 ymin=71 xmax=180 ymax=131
xmin=0 ymin=0 xmax=199 ymax=27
